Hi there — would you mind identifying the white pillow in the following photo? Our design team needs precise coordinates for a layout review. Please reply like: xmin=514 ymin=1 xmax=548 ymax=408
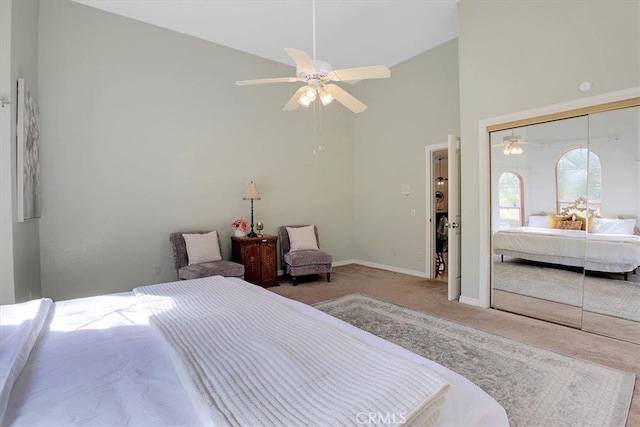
xmin=287 ymin=225 xmax=319 ymax=251
xmin=528 ymin=216 xmax=550 ymax=228
xmin=592 ymin=218 xmax=636 ymax=235
xmin=183 ymin=231 xmax=222 ymax=265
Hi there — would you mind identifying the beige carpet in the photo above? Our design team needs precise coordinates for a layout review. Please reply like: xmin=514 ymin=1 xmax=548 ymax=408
xmin=315 ymin=294 xmax=634 ymax=427
xmin=492 ymin=261 xmax=640 ymax=321
xmin=269 ymin=264 xmax=640 ymax=426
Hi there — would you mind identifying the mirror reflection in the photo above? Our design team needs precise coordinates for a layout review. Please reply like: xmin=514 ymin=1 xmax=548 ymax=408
xmin=490 ymin=106 xmax=640 ymax=344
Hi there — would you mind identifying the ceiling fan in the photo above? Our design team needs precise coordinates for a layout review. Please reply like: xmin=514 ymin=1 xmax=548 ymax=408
xmin=491 ymin=131 xmax=528 ymax=155
xmin=234 ymin=1 xmax=391 ymax=113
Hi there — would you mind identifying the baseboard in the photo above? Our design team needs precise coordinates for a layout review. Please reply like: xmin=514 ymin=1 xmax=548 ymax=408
xmin=351 ymin=260 xmax=427 ymax=278
xmin=280 ymin=259 xmax=426 ymax=279
xmin=459 ymin=295 xmax=480 ymax=306
xmin=332 ymin=259 xmax=355 ymax=267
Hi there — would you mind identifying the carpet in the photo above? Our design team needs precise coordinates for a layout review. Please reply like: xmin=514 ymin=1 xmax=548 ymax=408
xmin=493 ymin=261 xmax=640 ymax=321
xmin=314 ymin=294 xmax=635 ymax=427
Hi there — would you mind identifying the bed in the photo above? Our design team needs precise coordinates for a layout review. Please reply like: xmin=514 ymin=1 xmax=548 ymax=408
xmin=1 ymin=276 xmax=508 ymax=426
xmin=493 ymin=217 xmax=640 ymax=277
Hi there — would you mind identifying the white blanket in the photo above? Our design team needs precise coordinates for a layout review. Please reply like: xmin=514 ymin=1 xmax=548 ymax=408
xmin=134 ymin=277 xmax=451 ymax=426
xmin=0 ymin=298 xmax=52 ymax=421
xmin=494 ymin=227 xmax=640 ymax=271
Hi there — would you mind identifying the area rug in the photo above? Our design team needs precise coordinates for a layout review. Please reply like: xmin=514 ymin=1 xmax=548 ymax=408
xmin=493 ymin=261 xmax=640 ymax=321
xmin=314 ymin=294 xmax=635 ymax=427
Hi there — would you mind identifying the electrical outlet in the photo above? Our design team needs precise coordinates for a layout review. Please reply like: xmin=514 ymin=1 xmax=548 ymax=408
xmin=154 ymin=266 xmax=161 ymax=275
xmin=417 ymin=252 xmax=423 ymax=261
xmin=392 ymin=249 xmax=397 ymax=257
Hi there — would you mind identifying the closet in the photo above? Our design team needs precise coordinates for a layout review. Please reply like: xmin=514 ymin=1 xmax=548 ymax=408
xmin=489 ymin=101 xmax=640 ymax=344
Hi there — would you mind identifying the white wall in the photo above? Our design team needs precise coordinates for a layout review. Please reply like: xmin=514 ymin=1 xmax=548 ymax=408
xmin=0 ymin=0 xmax=14 ymax=305
xmin=38 ymin=0 xmax=354 ymax=301
xmin=458 ymin=0 xmax=640 ymax=301
xmin=351 ymin=39 xmax=460 ymax=275
xmin=0 ymin=0 xmax=42 ymax=305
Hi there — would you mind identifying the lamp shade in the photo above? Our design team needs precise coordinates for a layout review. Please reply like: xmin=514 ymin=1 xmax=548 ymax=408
xmin=243 ymin=181 xmax=261 ymax=200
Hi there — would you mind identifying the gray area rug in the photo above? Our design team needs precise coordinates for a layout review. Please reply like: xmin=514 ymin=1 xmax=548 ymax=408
xmin=493 ymin=261 xmax=640 ymax=321
xmin=314 ymin=294 xmax=635 ymax=427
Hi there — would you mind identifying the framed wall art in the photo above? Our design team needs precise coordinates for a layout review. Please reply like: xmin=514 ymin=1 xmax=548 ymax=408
xmin=16 ymin=78 xmax=41 ymax=221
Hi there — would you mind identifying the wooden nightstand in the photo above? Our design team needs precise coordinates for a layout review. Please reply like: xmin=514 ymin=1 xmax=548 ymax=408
xmin=231 ymin=235 xmax=278 ymax=288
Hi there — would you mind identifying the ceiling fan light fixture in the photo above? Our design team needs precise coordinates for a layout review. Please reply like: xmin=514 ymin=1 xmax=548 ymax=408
xmin=319 ymin=89 xmax=333 ymax=106
xmin=304 ymin=86 xmax=317 ymax=101
xmin=503 ymin=141 xmax=523 ymax=155
xmin=298 ymin=94 xmax=312 ymax=107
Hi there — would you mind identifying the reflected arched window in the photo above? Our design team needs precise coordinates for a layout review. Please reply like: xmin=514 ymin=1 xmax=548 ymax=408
xmin=556 ymin=148 xmax=601 ymax=213
xmin=498 ymin=172 xmax=524 ymax=229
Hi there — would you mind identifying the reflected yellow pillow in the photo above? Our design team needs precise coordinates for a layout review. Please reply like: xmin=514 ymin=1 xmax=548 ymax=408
xmin=548 ymin=214 xmax=573 ymax=228
xmin=557 ymin=220 xmax=582 ymax=230
xmin=574 ymin=213 xmax=594 ymax=232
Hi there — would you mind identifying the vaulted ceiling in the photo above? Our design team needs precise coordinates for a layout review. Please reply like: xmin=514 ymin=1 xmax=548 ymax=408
xmin=72 ymin=0 xmax=459 ymax=72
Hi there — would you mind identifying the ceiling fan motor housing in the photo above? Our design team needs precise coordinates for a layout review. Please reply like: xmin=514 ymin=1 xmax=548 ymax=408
xmin=296 ymin=59 xmax=332 ymax=82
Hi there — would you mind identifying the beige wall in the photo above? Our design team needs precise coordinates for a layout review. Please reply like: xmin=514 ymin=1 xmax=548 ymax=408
xmin=0 ymin=0 xmax=42 ymax=305
xmin=351 ymin=39 xmax=460 ymax=274
xmin=458 ymin=0 xmax=640 ymax=301
xmin=38 ymin=1 xmax=354 ymax=301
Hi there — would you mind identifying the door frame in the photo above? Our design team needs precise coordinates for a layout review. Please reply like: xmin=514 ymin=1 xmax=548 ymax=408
xmin=425 ymin=144 xmax=448 ymax=279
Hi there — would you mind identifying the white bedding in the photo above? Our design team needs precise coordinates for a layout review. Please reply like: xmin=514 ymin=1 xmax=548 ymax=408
xmin=3 ymin=277 xmax=508 ymax=426
xmin=134 ymin=278 xmax=449 ymax=426
xmin=494 ymin=227 xmax=640 ymax=273
xmin=0 ymin=298 xmax=51 ymax=421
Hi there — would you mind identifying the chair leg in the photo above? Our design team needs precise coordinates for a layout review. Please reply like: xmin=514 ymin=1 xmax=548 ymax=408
xmin=291 ymin=275 xmax=298 ymax=286
xmin=327 ymin=272 xmax=331 ymax=282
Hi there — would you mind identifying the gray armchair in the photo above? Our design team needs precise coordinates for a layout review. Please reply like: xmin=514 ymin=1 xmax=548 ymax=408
xmin=278 ymin=225 xmax=332 ymax=284
xmin=169 ymin=231 xmax=244 ymax=280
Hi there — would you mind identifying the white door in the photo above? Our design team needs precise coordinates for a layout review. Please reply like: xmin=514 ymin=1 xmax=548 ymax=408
xmin=447 ymin=135 xmax=461 ymax=300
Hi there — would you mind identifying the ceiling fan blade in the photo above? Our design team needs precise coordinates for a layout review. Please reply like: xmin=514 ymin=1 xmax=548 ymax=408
xmin=324 ymin=84 xmax=367 ymax=113
xmin=327 ymin=65 xmax=391 ymax=82
xmin=235 ymin=77 xmax=301 ymax=86
xmin=283 ymin=86 xmax=308 ymax=111
xmin=284 ymin=48 xmax=316 ymax=73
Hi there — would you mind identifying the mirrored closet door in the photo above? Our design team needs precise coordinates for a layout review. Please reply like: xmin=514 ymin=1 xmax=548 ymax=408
xmin=581 ymin=106 xmax=640 ymax=343
xmin=490 ymin=103 xmax=640 ymax=344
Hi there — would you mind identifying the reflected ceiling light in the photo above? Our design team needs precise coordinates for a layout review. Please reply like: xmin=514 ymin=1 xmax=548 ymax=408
xmin=503 ymin=132 xmax=524 ymax=155
xmin=503 ymin=141 xmax=523 ymax=155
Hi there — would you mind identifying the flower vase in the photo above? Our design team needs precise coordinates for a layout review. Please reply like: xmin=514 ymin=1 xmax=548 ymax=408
xmin=234 ymin=229 xmax=247 ymax=238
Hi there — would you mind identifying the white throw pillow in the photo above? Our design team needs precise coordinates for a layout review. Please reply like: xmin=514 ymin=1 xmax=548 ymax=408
xmin=183 ymin=231 xmax=222 ymax=265
xmin=287 ymin=225 xmax=319 ymax=251
xmin=592 ymin=218 xmax=636 ymax=235
xmin=528 ymin=216 xmax=550 ymax=228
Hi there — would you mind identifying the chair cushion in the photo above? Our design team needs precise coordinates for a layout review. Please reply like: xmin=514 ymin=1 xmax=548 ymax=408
xmin=178 ymin=260 xmax=244 ymax=280
xmin=284 ymin=250 xmax=332 ymax=267
xmin=183 ymin=231 xmax=222 ymax=265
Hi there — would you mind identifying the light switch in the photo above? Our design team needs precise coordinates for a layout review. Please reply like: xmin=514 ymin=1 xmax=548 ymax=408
xmin=402 ymin=185 xmax=411 ymax=197
xmin=411 ymin=209 xmax=416 ymax=217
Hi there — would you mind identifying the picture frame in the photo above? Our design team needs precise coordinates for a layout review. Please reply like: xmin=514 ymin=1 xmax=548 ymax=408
xmin=16 ymin=78 xmax=41 ymax=222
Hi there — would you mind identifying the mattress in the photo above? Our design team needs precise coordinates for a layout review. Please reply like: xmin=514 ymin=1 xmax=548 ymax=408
xmin=3 ymin=277 xmax=509 ymax=426
xmin=494 ymin=227 xmax=640 ymax=273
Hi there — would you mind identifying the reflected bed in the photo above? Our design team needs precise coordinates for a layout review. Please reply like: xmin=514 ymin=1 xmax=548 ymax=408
xmin=494 ymin=226 xmax=640 ymax=277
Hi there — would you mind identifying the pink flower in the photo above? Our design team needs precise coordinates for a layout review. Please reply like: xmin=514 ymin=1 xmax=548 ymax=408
xmin=231 ymin=219 xmax=249 ymax=232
